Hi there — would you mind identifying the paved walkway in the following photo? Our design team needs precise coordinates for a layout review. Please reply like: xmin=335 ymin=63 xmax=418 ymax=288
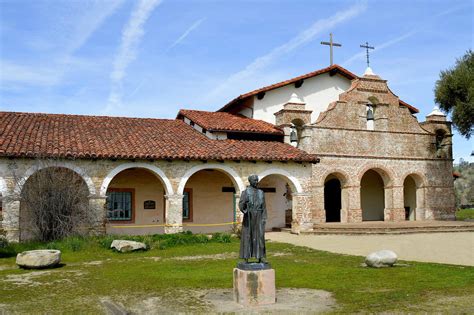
xmin=266 ymin=231 xmax=474 ymax=266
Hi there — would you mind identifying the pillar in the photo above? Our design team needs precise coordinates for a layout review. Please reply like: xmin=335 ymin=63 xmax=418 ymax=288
xmin=291 ymin=192 xmax=312 ymax=234
xmin=88 ymin=195 xmax=107 ymax=235
xmin=234 ymin=194 xmax=243 ymax=223
xmin=346 ymin=185 xmax=362 ymax=222
xmin=311 ymin=185 xmax=325 ymax=223
xmin=165 ymin=194 xmax=184 ymax=234
xmin=2 ymin=197 xmax=20 ymax=242
xmin=385 ymin=185 xmax=405 ymax=221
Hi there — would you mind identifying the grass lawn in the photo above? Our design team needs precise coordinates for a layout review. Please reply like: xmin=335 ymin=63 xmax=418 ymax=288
xmin=1 ymin=234 xmax=473 ymax=313
xmin=456 ymin=208 xmax=474 ymax=221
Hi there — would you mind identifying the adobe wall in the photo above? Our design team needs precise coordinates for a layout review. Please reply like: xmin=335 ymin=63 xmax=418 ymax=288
xmin=0 ymin=157 xmax=314 ymax=241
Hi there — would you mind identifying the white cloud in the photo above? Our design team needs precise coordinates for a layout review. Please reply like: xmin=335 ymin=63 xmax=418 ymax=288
xmin=105 ymin=0 xmax=162 ymax=114
xmin=0 ymin=1 xmax=123 ymax=89
xmin=167 ymin=17 xmax=206 ymax=51
xmin=65 ymin=0 xmax=125 ymax=54
xmin=208 ymin=1 xmax=368 ymax=100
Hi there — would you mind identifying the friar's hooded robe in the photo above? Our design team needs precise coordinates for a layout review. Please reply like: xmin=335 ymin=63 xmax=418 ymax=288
xmin=239 ymin=185 xmax=267 ymax=260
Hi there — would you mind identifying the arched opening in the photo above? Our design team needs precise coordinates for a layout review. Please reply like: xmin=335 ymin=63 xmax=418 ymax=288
xmin=258 ymin=174 xmax=294 ymax=230
xmin=105 ymin=167 xmax=167 ymax=235
xmin=291 ymin=118 xmax=305 ymax=147
xmin=182 ymin=169 xmax=238 ymax=233
xmin=324 ymin=176 xmax=341 ymax=222
xmin=404 ymin=176 xmax=417 ymax=221
xmin=20 ymin=167 xmax=90 ymax=241
xmin=361 ymin=169 xmax=385 ymax=221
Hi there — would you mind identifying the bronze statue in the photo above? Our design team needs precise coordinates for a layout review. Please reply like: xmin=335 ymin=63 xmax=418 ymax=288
xmin=239 ymin=174 xmax=267 ymax=263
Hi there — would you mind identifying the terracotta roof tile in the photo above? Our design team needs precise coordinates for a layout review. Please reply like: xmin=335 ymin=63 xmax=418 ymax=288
xmin=177 ymin=109 xmax=282 ymax=134
xmin=218 ymin=64 xmax=419 ymax=114
xmin=0 ymin=112 xmax=318 ymax=163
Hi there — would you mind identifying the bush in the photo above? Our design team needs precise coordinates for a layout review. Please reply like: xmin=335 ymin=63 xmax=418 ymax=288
xmin=456 ymin=208 xmax=474 ymax=221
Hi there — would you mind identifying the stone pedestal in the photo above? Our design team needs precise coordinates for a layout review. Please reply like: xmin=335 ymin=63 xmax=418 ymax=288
xmin=233 ymin=266 xmax=276 ymax=306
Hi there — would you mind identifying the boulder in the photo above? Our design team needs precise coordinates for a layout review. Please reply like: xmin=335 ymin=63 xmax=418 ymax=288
xmin=111 ymin=240 xmax=147 ymax=252
xmin=16 ymin=249 xmax=61 ymax=269
xmin=365 ymin=250 xmax=398 ymax=268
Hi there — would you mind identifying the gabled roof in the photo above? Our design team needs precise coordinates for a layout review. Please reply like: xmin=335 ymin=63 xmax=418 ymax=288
xmin=218 ymin=64 xmax=357 ymax=113
xmin=177 ymin=109 xmax=283 ymax=135
xmin=218 ymin=64 xmax=419 ymax=114
xmin=0 ymin=111 xmax=318 ymax=163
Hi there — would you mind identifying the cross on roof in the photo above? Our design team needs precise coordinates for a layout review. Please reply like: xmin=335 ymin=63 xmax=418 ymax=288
xmin=321 ymin=33 xmax=342 ymax=66
xmin=360 ymin=41 xmax=375 ymax=68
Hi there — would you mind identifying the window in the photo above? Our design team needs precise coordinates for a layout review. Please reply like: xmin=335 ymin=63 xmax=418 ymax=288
xmin=183 ymin=188 xmax=193 ymax=221
xmin=106 ymin=189 xmax=134 ymax=221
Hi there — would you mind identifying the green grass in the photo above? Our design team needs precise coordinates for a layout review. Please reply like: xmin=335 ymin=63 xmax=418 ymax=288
xmin=456 ymin=208 xmax=474 ymax=221
xmin=1 ymin=234 xmax=473 ymax=313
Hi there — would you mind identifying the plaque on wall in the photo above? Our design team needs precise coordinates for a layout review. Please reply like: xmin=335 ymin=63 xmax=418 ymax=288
xmin=144 ymin=200 xmax=156 ymax=209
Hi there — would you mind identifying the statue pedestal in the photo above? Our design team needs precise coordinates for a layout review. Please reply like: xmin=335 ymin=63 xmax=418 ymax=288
xmin=233 ymin=264 xmax=276 ymax=306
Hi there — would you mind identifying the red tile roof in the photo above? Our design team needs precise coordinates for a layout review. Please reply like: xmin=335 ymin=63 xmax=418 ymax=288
xmin=218 ymin=64 xmax=419 ymax=114
xmin=0 ymin=112 xmax=318 ymax=163
xmin=177 ymin=110 xmax=283 ymax=135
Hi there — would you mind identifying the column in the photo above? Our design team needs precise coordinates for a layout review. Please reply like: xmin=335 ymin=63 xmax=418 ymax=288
xmin=164 ymin=194 xmax=184 ymax=234
xmin=234 ymin=194 xmax=243 ymax=223
xmin=88 ymin=195 xmax=107 ymax=235
xmin=291 ymin=192 xmax=313 ymax=234
xmin=2 ymin=197 xmax=21 ymax=242
xmin=346 ymin=185 xmax=362 ymax=222
xmin=311 ymin=185 xmax=325 ymax=223
xmin=386 ymin=185 xmax=406 ymax=221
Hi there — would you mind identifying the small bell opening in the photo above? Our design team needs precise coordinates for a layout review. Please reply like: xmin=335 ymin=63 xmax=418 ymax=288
xmin=367 ymin=105 xmax=374 ymax=121
xmin=290 ymin=127 xmax=298 ymax=143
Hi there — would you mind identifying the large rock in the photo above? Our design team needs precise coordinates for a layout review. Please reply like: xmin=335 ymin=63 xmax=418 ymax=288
xmin=16 ymin=249 xmax=61 ymax=269
xmin=111 ymin=240 xmax=147 ymax=252
xmin=365 ymin=250 xmax=398 ymax=268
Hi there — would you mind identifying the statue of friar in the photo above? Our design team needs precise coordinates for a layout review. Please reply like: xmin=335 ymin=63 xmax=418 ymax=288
xmin=239 ymin=174 xmax=267 ymax=264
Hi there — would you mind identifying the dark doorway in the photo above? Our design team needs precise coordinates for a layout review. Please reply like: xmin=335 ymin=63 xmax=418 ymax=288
xmin=324 ymin=178 xmax=341 ymax=222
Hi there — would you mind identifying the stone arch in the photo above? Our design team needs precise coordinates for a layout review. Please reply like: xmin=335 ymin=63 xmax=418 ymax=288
xmin=258 ymin=168 xmax=303 ymax=193
xmin=322 ymin=171 xmax=350 ymax=223
xmin=100 ymin=162 xmax=173 ymax=196
xmin=16 ymin=162 xmax=96 ymax=196
xmin=400 ymin=172 xmax=427 ymax=188
xmin=357 ymin=164 xmax=394 ymax=187
xmin=177 ymin=164 xmax=244 ymax=195
xmin=360 ymin=167 xmax=389 ymax=221
xmin=402 ymin=172 xmax=427 ymax=221
xmin=319 ymin=169 xmax=350 ymax=187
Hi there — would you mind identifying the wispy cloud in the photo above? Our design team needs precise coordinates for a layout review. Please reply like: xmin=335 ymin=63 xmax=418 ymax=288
xmin=167 ymin=17 xmax=206 ymax=51
xmin=208 ymin=1 xmax=368 ymax=100
xmin=0 ymin=0 xmax=124 ymax=88
xmin=105 ymin=0 xmax=162 ymax=114
xmin=342 ymin=3 xmax=468 ymax=67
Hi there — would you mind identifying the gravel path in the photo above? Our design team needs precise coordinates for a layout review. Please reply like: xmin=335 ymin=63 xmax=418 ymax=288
xmin=266 ymin=232 xmax=474 ymax=266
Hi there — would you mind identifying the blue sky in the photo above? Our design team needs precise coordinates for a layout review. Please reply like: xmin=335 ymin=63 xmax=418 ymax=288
xmin=0 ymin=0 xmax=472 ymax=162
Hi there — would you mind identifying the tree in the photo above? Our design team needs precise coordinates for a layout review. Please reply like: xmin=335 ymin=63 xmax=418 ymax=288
xmin=10 ymin=159 xmax=95 ymax=242
xmin=434 ymin=50 xmax=474 ymax=138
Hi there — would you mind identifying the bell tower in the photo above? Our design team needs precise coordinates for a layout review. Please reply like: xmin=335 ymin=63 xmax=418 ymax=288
xmin=274 ymin=93 xmax=312 ymax=147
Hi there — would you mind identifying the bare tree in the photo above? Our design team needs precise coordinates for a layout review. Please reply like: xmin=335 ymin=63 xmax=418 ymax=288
xmin=11 ymin=159 xmax=95 ymax=242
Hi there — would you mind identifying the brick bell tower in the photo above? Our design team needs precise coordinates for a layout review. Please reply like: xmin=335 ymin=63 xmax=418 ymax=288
xmin=274 ymin=93 xmax=312 ymax=148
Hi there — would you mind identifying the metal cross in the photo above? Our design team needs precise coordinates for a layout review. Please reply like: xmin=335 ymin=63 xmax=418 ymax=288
xmin=360 ymin=41 xmax=375 ymax=67
xmin=321 ymin=33 xmax=342 ymax=66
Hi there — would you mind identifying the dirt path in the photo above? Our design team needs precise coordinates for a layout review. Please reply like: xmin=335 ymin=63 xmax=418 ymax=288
xmin=266 ymin=232 xmax=474 ymax=266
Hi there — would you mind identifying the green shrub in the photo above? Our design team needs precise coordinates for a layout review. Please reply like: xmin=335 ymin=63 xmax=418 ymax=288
xmin=456 ymin=208 xmax=474 ymax=221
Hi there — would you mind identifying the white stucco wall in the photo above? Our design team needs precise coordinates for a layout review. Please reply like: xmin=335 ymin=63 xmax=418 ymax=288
xmin=259 ymin=175 xmax=292 ymax=230
xmin=184 ymin=169 xmax=235 ymax=233
xmin=248 ymin=73 xmax=351 ymax=124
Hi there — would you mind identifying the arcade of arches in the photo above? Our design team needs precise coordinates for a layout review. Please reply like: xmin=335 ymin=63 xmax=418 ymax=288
xmin=0 ymin=158 xmax=442 ymax=242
